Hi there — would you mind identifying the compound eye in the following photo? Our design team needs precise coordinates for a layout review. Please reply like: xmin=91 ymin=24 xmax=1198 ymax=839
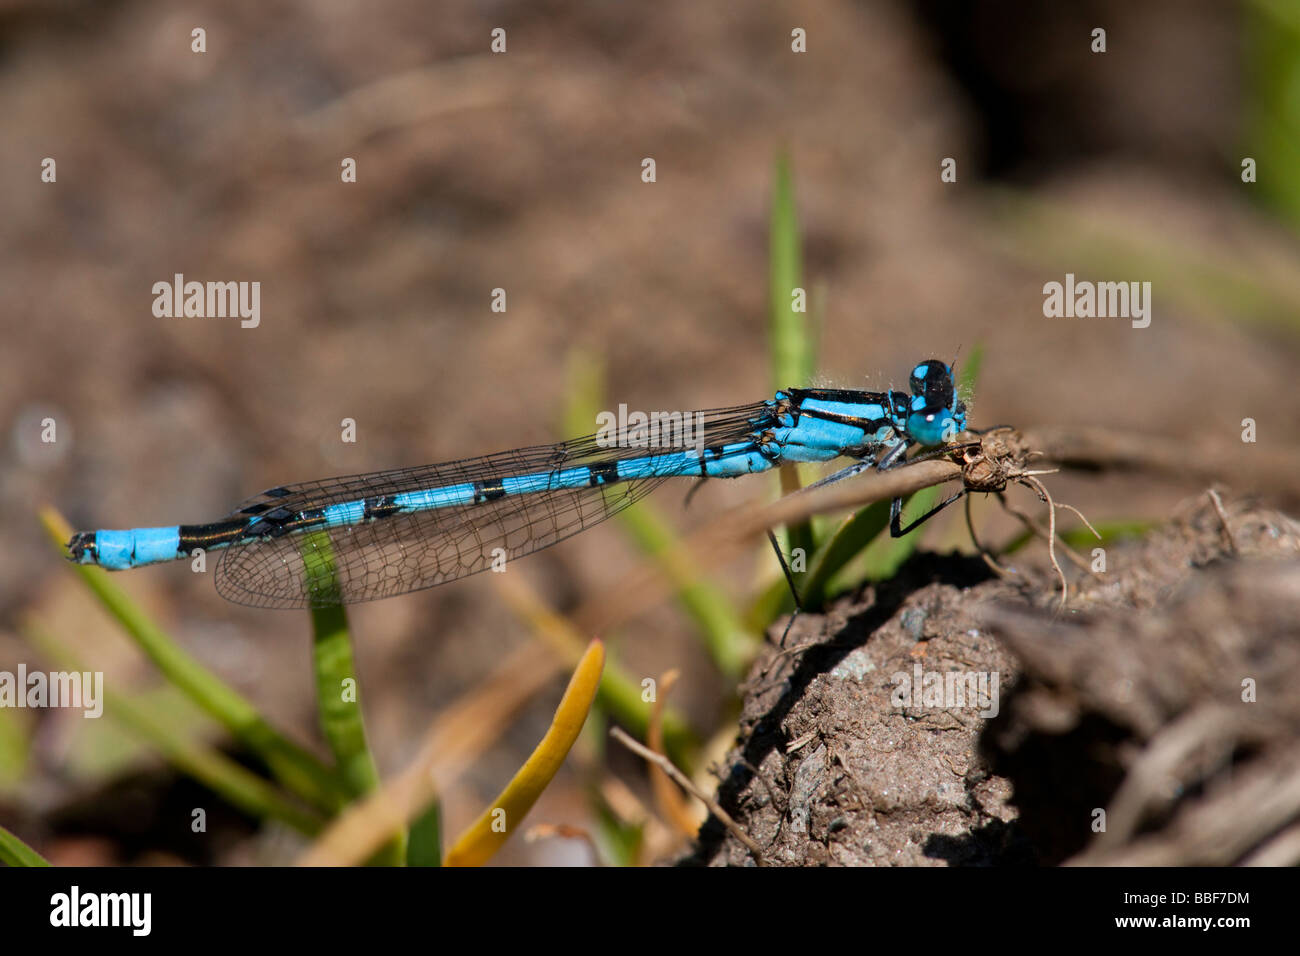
xmin=910 ymin=359 xmax=954 ymax=407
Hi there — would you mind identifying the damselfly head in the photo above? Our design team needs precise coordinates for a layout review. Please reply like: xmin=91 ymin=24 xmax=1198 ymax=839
xmin=904 ymin=359 xmax=966 ymax=445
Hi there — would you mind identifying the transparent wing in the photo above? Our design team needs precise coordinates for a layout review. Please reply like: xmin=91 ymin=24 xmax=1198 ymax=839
xmin=213 ymin=401 xmax=772 ymax=608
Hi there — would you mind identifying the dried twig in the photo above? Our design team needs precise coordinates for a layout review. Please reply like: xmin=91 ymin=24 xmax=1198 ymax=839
xmin=965 ymin=493 xmax=1012 ymax=578
xmin=610 ymin=726 xmax=765 ymax=865
xmin=647 ymin=669 xmax=701 ymax=837
xmin=1020 ymin=425 xmax=1300 ymax=500
xmin=1207 ymin=488 xmax=1239 ymax=555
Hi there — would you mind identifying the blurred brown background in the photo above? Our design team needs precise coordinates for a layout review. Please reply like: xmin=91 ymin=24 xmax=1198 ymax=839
xmin=1 ymin=0 xmax=1297 ymax=864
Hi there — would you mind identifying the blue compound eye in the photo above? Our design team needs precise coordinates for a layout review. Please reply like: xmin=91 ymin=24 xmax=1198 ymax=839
xmin=910 ymin=359 xmax=955 ymax=409
xmin=910 ymin=359 xmax=947 ymax=393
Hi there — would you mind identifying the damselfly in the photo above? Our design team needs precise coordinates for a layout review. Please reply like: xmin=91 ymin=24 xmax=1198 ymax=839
xmin=67 ymin=359 xmax=968 ymax=609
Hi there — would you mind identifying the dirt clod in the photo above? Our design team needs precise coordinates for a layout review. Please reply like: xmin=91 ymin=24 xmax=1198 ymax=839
xmin=682 ymin=495 xmax=1300 ymax=866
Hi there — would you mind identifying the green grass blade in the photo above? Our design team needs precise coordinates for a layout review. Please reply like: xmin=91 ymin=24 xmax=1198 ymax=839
xmin=40 ymin=508 xmax=347 ymax=814
xmin=1245 ymin=0 xmax=1300 ymax=233
xmin=309 ymin=603 xmax=377 ymax=798
xmin=593 ymin=791 xmax=644 ymax=867
xmin=302 ymin=533 xmax=405 ymax=864
xmin=799 ymin=500 xmax=892 ymax=609
xmin=862 ymin=491 xmax=941 ymax=578
xmin=769 ymin=151 xmax=813 ymax=388
xmin=745 ymin=574 xmax=795 ymax=634
xmin=0 ymin=824 xmax=50 ymax=867
xmin=22 ymin=621 xmax=324 ymax=835
xmin=769 ymin=151 xmax=818 ymax=567
xmin=0 ymin=705 xmax=29 ymax=795
xmin=406 ymin=801 xmax=442 ymax=867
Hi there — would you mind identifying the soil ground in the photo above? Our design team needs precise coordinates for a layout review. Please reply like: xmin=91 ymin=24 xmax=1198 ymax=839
xmin=685 ymin=495 xmax=1300 ymax=866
